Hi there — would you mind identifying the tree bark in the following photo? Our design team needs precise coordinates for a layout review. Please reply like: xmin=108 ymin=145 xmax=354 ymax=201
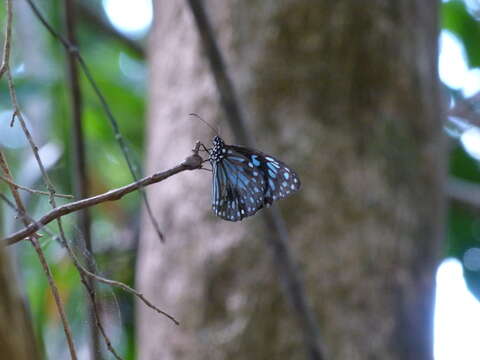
xmin=137 ymin=1 xmax=444 ymax=359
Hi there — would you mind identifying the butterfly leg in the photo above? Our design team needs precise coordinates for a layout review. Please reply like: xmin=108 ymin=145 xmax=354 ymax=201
xmin=198 ymin=143 xmax=211 ymax=153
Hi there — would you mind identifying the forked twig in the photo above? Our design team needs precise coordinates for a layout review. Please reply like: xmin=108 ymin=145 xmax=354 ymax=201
xmin=80 ymin=277 xmax=124 ymax=360
xmin=70 ymin=249 xmax=180 ymax=326
xmin=0 ymin=0 xmax=78 ymax=358
xmin=30 ymin=237 xmax=79 ymax=360
xmin=3 ymin=146 xmax=203 ymax=245
xmin=0 ymin=192 xmax=78 ymax=360
xmin=0 ymin=0 xmax=12 ymax=79
xmin=0 ymin=3 xmax=198 ymax=359
xmin=1 ymin=193 xmax=181 ymax=326
xmin=0 ymin=174 xmax=73 ymax=199
xmin=25 ymin=0 xmax=165 ymax=242
xmin=63 ymin=0 xmax=101 ymax=357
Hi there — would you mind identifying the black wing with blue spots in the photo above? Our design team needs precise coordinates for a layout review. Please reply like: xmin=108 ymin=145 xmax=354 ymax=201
xmin=209 ymin=136 xmax=301 ymax=221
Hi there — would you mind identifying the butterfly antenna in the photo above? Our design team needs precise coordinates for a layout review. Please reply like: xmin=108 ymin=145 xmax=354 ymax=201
xmin=189 ymin=113 xmax=220 ymax=136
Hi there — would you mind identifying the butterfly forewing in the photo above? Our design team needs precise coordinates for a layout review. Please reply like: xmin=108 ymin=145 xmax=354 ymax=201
xmin=209 ymin=136 xmax=300 ymax=221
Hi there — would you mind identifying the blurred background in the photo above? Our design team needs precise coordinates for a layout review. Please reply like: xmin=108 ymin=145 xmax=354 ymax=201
xmin=2 ymin=0 xmax=480 ymax=359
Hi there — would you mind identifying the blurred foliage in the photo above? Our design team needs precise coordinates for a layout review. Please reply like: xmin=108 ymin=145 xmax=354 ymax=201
xmin=3 ymin=0 xmax=480 ymax=359
xmin=442 ymin=0 xmax=480 ymax=67
xmin=443 ymin=0 xmax=480 ymax=302
xmin=0 ymin=0 xmax=146 ymax=358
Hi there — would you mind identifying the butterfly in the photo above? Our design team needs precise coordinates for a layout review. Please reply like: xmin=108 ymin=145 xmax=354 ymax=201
xmin=207 ymin=135 xmax=301 ymax=221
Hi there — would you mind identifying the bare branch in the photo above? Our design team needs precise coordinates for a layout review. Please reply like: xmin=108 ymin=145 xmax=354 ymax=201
xmin=1 ymin=192 xmax=181 ymax=327
xmin=62 ymin=0 xmax=102 ymax=357
xmin=29 ymin=237 xmax=79 ymax=360
xmin=80 ymin=277 xmax=124 ymax=360
xmin=72 ymin=252 xmax=180 ymax=326
xmin=0 ymin=1 xmax=79 ymax=356
xmin=0 ymin=191 xmax=78 ymax=360
xmin=3 ymin=147 xmax=203 ymax=245
xmin=0 ymin=152 xmax=31 ymax=228
xmin=26 ymin=0 xmax=165 ymax=242
xmin=0 ymin=0 xmax=12 ymax=79
xmin=0 ymin=174 xmax=73 ymax=199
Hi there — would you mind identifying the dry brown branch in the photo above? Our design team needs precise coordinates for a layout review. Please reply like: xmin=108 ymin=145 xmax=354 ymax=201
xmin=29 ymin=237 xmax=78 ymax=360
xmin=68 ymin=245 xmax=180 ymax=326
xmin=0 ymin=174 xmax=73 ymax=199
xmin=1 ymin=188 xmax=77 ymax=358
xmin=80 ymin=277 xmax=124 ymax=360
xmin=0 ymin=152 xmax=30 ymax=227
xmin=1 ymin=192 xmax=181 ymax=327
xmin=63 ymin=0 xmax=101 ymax=356
xmin=0 ymin=0 xmax=12 ymax=79
xmin=0 ymin=2 xmax=198 ymax=359
xmin=26 ymin=0 xmax=165 ymax=242
xmin=3 ymin=145 xmax=203 ymax=245
xmin=6 ymin=72 xmax=57 ymax=197
xmin=0 ymin=1 xmax=79 ymax=357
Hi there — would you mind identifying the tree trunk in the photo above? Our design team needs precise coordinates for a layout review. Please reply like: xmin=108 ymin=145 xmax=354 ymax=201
xmin=136 ymin=1 xmax=444 ymax=359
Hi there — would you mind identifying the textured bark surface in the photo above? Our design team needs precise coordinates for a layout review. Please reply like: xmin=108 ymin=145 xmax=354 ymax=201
xmin=0 ymin=246 xmax=38 ymax=360
xmin=137 ymin=1 xmax=444 ymax=359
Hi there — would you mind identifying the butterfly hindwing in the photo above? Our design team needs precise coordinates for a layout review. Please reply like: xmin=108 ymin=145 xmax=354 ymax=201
xmin=229 ymin=145 xmax=301 ymax=206
xmin=209 ymin=136 xmax=300 ymax=221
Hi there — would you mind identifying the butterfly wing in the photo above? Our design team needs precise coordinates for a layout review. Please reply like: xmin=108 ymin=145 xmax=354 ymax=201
xmin=230 ymin=145 xmax=301 ymax=206
xmin=212 ymin=149 xmax=265 ymax=221
xmin=211 ymin=144 xmax=301 ymax=221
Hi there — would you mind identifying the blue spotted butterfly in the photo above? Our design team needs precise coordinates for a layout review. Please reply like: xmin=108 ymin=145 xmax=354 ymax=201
xmin=208 ymin=136 xmax=301 ymax=221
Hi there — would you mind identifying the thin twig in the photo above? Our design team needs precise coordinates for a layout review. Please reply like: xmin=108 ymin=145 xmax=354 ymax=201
xmin=4 ymin=12 xmax=78 ymax=360
xmin=80 ymin=276 xmax=124 ymax=360
xmin=30 ymin=237 xmax=79 ymax=360
xmin=3 ymin=146 xmax=203 ymax=245
xmin=63 ymin=0 xmax=101 ymax=357
xmin=25 ymin=0 xmax=165 ymax=242
xmin=186 ymin=1 xmax=326 ymax=359
xmin=0 ymin=193 xmax=78 ymax=360
xmin=2 ymin=3 xmax=178 ymax=359
xmin=186 ymin=0 xmax=250 ymax=145
xmin=6 ymin=71 xmax=57 ymax=196
xmin=9 ymin=109 xmax=16 ymax=126
xmin=1 ymin=193 xmax=181 ymax=327
xmin=0 ymin=13 xmax=77 ymax=360
xmin=78 ymin=53 xmax=166 ymax=242
xmin=0 ymin=174 xmax=73 ymax=199
xmin=0 ymin=0 xmax=12 ymax=79
xmin=69 ymin=247 xmax=179 ymax=326
xmin=0 ymin=152 xmax=30 ymax=226
xmin=0 ymin=2 xmax=78 ymax=358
